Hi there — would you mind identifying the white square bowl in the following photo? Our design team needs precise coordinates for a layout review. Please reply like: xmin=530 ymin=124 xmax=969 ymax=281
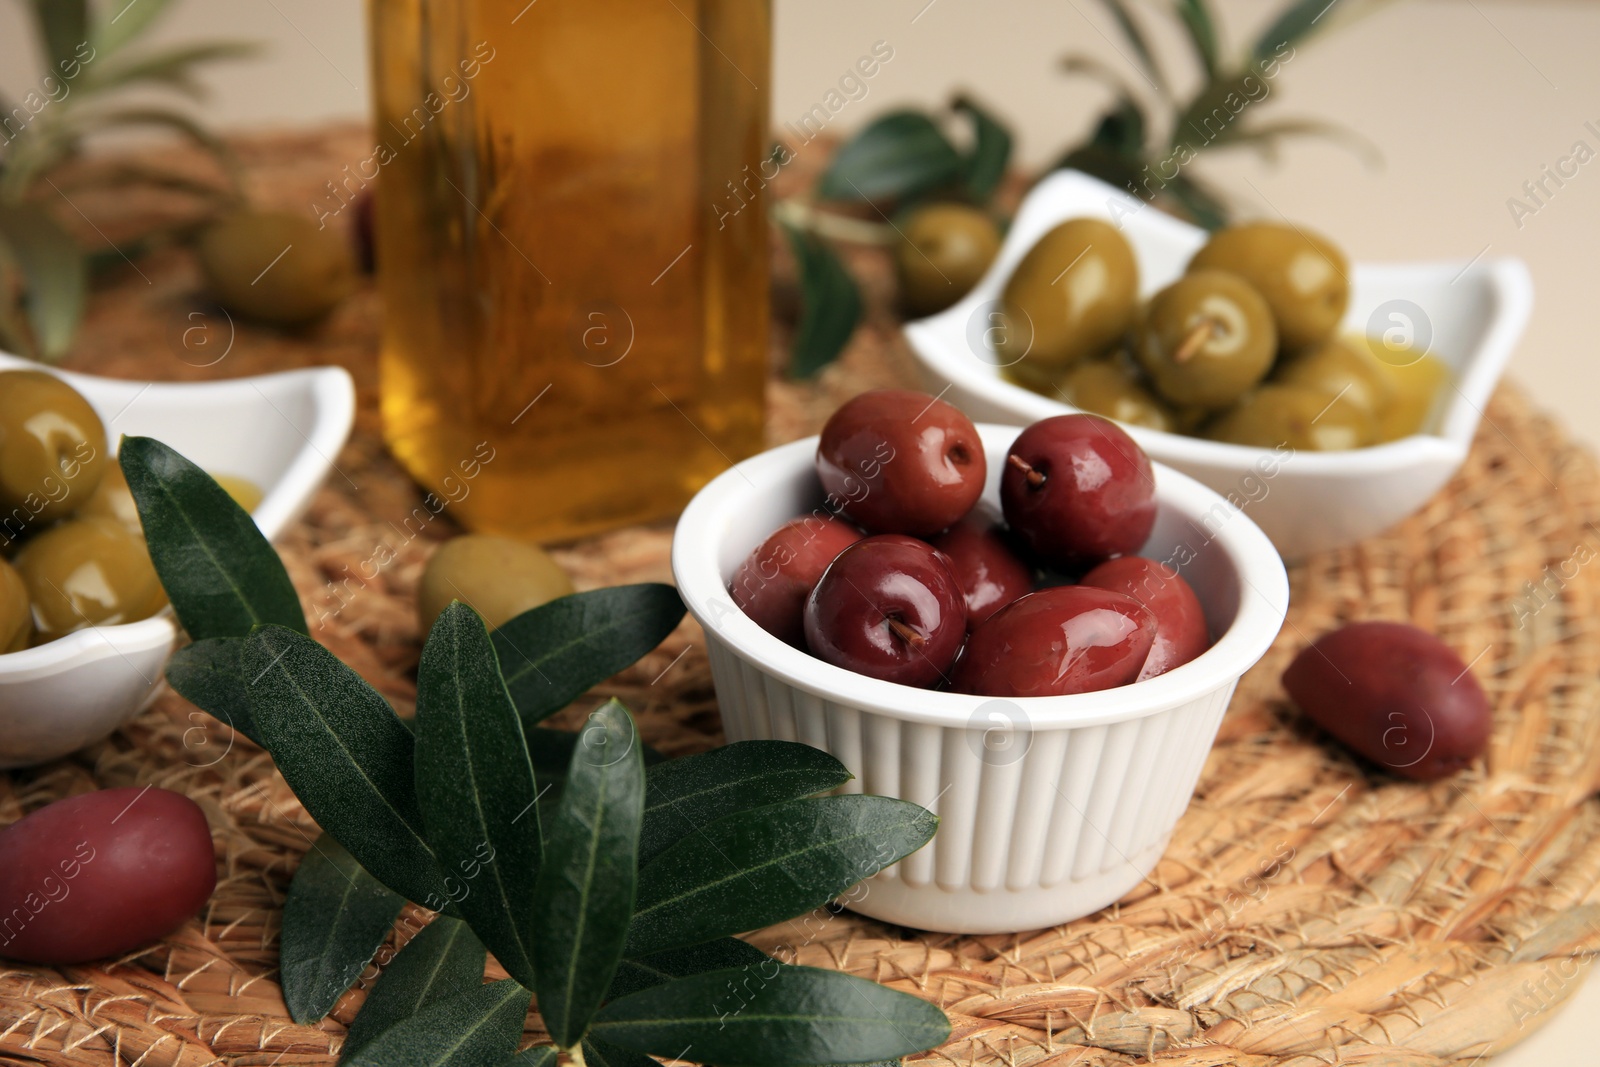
xmin=671 ymin=424 xmax=1289 ymax=934
xmin=0 ymin=352 xmax=356 ymax=768
xmin=904 ymin=170 xmax=1534 ymax=560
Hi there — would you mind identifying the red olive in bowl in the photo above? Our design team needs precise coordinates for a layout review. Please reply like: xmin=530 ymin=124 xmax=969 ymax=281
xmin=928 ymin=512 xmax=1034 ymax=626
xmin=730 ymin=516 xmax=863 ymax=646
xmin=952 ymin=586 xmax=1156 ymax=697
xmin=1081 ymin=556 xmax=1209 ymax=679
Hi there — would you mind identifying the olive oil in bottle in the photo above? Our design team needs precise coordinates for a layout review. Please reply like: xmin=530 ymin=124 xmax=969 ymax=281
xmin=368 ymin=0 xmax=770 ymax=541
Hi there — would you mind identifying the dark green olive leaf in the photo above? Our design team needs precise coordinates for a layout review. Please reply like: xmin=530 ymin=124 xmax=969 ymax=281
xmin=1162 ymin=172 xmax=1230 ymax=232
xmin=782 ymin=221 xmax=862 ymax=379
xmin=342 ymin=979 xmax=531 ymax=1067
xmin=625 ymin=795 xmax=937 ymax=957
xmin=1091 ymin=0 xmax=1168 ymax=97
xmin=1253 ymin=0 xmax=1345 ymax=59
xmin=165 ymin=636 xmax=257 ymax=745
xmin=582 ymin=1037 xmax=661 ymax=1067
xmin=951 ymin=96 xmax=1012 ymax=203
xmin=342 ymin=917 xmax=487 ymax=1061
xmin=493 ymin=585 xmax=684 ymax=724
xmin=245 ymin=625 xmax=447 ymax=905
xmin=609 ymin=938 xmax=776 ymax=1002
xmin=415 ymin=603 xmax=542 ymax=989
xmin=1170 ymin=73 xmax=1256 ymax=154
xmin=499 ymin=1048 xmax=557 ymax=1067
xmin=28 ymin=0 xmax=87 ymax=77
xmin=280 ymin=834 xmax=406 ymax=1025
xmin=120 ymin=437 xmax=306 ymax=640
xmin=0 ymin=202 xmax=87 ymax=361
xmin=816 ymin=110 xmax=963 ymax=203
xmin=94 ymin=0 xmax=174 ymax=54
xmin=1052 ymin=146 xmax=1145 ymax=195
xmin=1088 ymin=98 xmax=1148 ymax=158
xmin=639 ymin=742 xmax=852 ymax=865
xmin=591 ymin=965 xmax=950 ymax=1067
xmin=1174 ymin=0 xmax=1220 ymax=80
xmin=532 ymin=700 xmax=646 ymax=1048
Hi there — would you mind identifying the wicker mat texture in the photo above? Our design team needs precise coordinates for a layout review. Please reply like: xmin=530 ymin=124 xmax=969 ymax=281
xmin=3 ymin=124 xmax=1599 ymax=1067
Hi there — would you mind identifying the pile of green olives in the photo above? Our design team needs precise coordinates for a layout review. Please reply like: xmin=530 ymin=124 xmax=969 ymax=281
xmin=0 ymin=370 xmax=258 ymax=651
xmin=997 ymin=218 xmax=1449 ymax=450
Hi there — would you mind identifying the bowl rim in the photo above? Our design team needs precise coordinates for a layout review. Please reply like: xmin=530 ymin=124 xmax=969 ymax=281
xmin=0 ymin=359 xmax=355 ymax=676
xmin=671 ymin=423 xmax=1290 ymax=731
xmin=902 ymin=169 xmax=1534 ymax=477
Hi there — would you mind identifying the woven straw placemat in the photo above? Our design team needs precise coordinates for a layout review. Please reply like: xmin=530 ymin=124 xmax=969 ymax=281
xmin=4 ymin=125 xmax=1598 ymax=1067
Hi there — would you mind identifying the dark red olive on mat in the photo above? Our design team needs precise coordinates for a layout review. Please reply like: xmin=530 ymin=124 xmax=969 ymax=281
xmin=1001 ymin=414 xmax=1155 ymax=570
xmin=0 ymin=787 xmax=216 ymax=964
xmin=951 ymin=586 xmax=1155 ymax=697
xmin=816 ymin=390 xmax=986 ymax=537
xmin=928 ymin=512 xmax=1035 ymax=626
xmin=1282 ymin=620 xmax=1491 ymax=781
xmin=731 ymin=515 xmax=863 ymax=646
xmin=804 ymin=535 xmax=967 ymax=687
xmin=1081 ymin=556 xmax=1209 ymax=679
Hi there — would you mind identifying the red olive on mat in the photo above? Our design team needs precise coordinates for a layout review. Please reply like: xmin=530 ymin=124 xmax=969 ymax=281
xmin=816 ymin=390 xmax=986 ymax=537
xmin=928 ymin=512 xmax=1035 ymax=626
xmin=731 ymin=515 xmax=863 ymax=646
xmin=1281 ymin=620 xmax=1491 ymax=781
xmin=951 ymin=586 xmax=1155 ymax=697
xmin=804 ymin=535 xmax=967 ymax=688
xmin=1081 ymin=556 xmax=1209 ymax=680
xmin=0 ymin=787 xmax=216 ymax=964
xmin=1001 ymin=414 xmax=1156 ymax=570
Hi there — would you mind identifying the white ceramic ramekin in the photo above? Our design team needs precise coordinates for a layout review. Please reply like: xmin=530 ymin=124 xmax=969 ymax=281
xmin=672 ymin=424 xmax=1289 ymax=934
xmin=0 ymin=352 xmax=355 ymax=768
xmin=904 ymin=170 xmax=1534 ymax=561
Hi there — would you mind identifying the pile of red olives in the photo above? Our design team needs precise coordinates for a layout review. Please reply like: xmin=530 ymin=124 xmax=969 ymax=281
xmin=999 ymin=218 xmax=1448 ymax=449
xmin=730 ymin=390 xmax=1211 ymax=697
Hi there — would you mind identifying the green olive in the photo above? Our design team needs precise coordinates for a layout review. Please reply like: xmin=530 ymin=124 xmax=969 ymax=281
xmin=13 ymin=517 xmax=168 ymax=642
xmin=1134 ymin=269 xmax=1276 ymax=410
xmin=1060 ymin=356 xmax=1175 ymax=432
xmin=1357 ymin=337 xmax=1450 ymax=441
xmin=0 ymin=370 xmax=108 ymax=528
xmin=197 ymin=210 xmax=357 ymax=326
xmin=896 ymin=203 xmax=1001 ymax=316
xmin=1188 ymin=221 xmax=1349 ymax=350
xmin=74 ymin=462 xmax=141 ymax=532
xmin=1204 ymin=383 xmax=1377 ymax=451
xmin=0 ymin=557 xmax=30 ymax=652
xmin=417 ymin=534 xmax=575 ymax=633
xmin=996 ymin=217 xmax=1138 ymax=371
xmin=1274 ymin=336 xmax=1395 ymax=418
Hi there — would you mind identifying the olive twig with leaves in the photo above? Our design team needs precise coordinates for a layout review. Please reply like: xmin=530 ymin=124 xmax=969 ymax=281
xmin=119 ymin=435 xmax=953 ymax=1067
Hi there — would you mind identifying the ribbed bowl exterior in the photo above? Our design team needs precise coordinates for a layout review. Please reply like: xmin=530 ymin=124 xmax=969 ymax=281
xmin=705 ymin=638 xmax=1236 ymax=932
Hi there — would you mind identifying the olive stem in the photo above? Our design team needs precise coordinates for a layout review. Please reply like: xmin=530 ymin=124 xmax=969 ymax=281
xmin=1173 ymin=317 xmax=1221 ymax=364
xmin=886 ymin=617 xmax=926 ymax=648
xmin=1007 ymin=453 xmax=1046 ymax=488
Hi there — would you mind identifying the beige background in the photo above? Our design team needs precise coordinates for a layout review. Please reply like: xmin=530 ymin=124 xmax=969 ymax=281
xmin=3 ymin=2 xmax=1598 ymax=1060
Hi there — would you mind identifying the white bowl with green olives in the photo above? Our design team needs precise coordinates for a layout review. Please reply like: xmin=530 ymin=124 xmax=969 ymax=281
xmin=0 ymin=354 xmax=355 ymax=768
xmin=904 ymin=170 xmax=1533 ymax=559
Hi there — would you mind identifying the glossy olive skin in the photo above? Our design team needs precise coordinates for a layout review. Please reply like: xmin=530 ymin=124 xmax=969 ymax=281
xmin=197 ymin=210 xmax=357 ymax=326
xmin=0 ymin=558 xmax=29 ymax=652
xmin=14 ymin=517 xmax=167 ymax=642
xmin=731 ymin=516 xmax=863 ymax=646
xmin=997 ymin=218 xmax=1138 ymax=370
xmin=1282 ymin=620 xmax=1490 ymax=781
xmin=1135 ymin=270 xmax=1276 ymax=409
xmin=74 ymin=462 xmax=141 ymax=531
xmin=1204 ymin=384 xmax=1376 ymax=451
xmin=1001 ymin=414 xmax=1156 ymax=570
xmin=896 ymin=203 xmax=1002 ymax=316
xmin=1188 ymin=222 xmax=1349 ymax=350
xmin=929 ymin=512 xmax=1035 ymax=625
xmin=417 ymin=534 xmax=574 ymax=633
xmin=0 ymin=370 xmax=108 ymax=526
xmin=816 ymin=390 xmax=986 ymax=537
xmin=1060 ymin=356 xmax=1176 ymax=432
xmin=951 ymin=586 xmax=1155 ymax=697
xmin=0 ymin=787 xmax=216 ymax=964
xmin=1080 ymin=556 xmax=1208 ymax=680
xmin=1275 ymin=337 xmax=1395 ymax=418
xmin=803 ymin=535 xmax=967 ymax=688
